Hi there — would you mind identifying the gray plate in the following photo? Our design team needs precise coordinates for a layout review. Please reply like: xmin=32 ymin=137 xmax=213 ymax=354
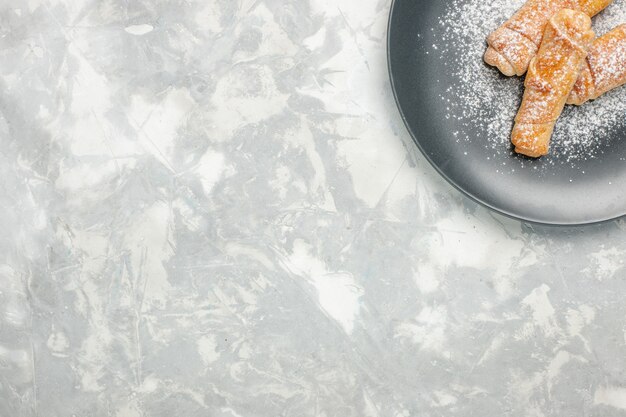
xmin=387 ymin=0 xmax=626 ymax=225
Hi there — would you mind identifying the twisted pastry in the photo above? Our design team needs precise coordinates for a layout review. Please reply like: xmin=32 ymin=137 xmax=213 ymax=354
xmin=512 ymin=9 xmax=594 ymax=157
xmin=568 ymin=24 xmax=626 ymax=105
xmin=484 ymin=0 xmax=611 ymax=76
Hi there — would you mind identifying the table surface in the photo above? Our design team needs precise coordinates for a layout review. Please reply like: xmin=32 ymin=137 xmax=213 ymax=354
xmin=2 ymin=1 xmax=626 ymax=416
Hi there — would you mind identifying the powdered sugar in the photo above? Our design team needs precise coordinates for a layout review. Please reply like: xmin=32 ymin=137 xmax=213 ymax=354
xmin=434 ymin=0 xmax=626 ymax=163
xmin=575 ymin=24 xmax=626 ymax=102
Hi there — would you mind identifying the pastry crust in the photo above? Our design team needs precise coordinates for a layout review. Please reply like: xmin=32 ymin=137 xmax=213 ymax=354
xmin=568 ymin=24 xmax=626 ymax=105
xmin=484 ymin=0 xmax=611 ymax=76
xmin=512 ymin=9 xmax=594 ymax=157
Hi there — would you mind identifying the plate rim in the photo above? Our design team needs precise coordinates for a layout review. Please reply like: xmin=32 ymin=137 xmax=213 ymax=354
xmin=386 ymin=0 xmax=625 ymax=226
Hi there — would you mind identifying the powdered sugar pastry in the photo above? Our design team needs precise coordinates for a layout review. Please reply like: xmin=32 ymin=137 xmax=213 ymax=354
xmin=434 ymin=0 xmax=626 ymax=163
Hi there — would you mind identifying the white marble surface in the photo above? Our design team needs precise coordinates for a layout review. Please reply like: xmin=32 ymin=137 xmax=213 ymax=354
xmin=1 ymin=1 xmax=626 ymax=416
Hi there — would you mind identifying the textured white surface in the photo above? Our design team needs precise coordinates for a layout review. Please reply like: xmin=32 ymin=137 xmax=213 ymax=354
xmin=1 ymin=1 xmax=626 ymax=416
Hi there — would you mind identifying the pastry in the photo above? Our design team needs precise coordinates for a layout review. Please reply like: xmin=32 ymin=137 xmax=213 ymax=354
xmin=568 ymin=24 xmax=626 ymax=105
xmin=512 ymin=9 xmax=594 ymax=157
xmin=484 ymin=0 xmax=611 ymax=76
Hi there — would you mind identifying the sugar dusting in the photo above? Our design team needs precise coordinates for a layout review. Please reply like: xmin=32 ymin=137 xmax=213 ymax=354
xmin=434 ymin=0 xmax=626 ymax=164
xmin=573 ymin=24 xmax=626 ymax=103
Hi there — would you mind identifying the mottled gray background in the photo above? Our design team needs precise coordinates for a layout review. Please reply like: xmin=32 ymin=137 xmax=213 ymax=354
xmin=1 ymin=1 xmax=626 ymax=416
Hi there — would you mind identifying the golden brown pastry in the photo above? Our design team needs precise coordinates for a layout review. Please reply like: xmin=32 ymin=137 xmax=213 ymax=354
xmin=568 ymin=24 xmax=626 ymax=105
xmin=512 ymin=9 xmax=594 ymax=157
xmin=484 ymin=0 xmax=611 ymax=76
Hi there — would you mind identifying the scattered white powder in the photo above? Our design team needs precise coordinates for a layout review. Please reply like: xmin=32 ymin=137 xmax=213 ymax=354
xmin=434 ymin=0 xmax=626 ymax=164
